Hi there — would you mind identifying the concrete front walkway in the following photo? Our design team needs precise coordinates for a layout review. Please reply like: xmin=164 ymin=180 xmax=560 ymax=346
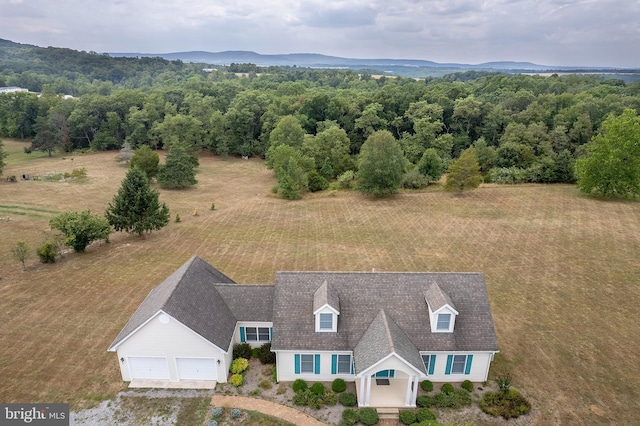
xmin=211 ymin=395 xmax=329 ymax=426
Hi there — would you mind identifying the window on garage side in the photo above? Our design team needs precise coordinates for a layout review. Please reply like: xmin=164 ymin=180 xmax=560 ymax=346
xmin=245 ymin=326 xmax=271 ymax=342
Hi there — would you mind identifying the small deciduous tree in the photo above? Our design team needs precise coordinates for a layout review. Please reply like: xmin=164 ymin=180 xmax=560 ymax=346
xmin=31 ymin=116 xmax=63 ymax=156
xmin=357 ymin=130 xmax=405 ymax=197
xmin=105 ymin=168 xmax=170 ymax=236
xmin=445 ymin=148 xmax=483 ymax=193
xmin=157 ymin=142 xmax=198 ymax=188
xmin=418 ymin=148 xmax=445 ymax=183
xmin=129 ymin=145 xmax=159 ymax=180
xmin=49 ymin=210 xmax=111 ymax=253
xmin=576 ymin=109 xmax=640 ymax=198
xmin=12 ymin=240 xmax=29 ymax=270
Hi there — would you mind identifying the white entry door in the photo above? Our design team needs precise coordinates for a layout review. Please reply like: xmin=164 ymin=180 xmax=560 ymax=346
xmin=176 ymin=358 xmax=218 ymax=380
xmin=128 ymin=357 xmax=170 ymax=380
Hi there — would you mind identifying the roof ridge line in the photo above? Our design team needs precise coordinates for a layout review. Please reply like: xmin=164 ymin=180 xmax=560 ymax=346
xmin=380 ymin=309 xmax=395 ymax=353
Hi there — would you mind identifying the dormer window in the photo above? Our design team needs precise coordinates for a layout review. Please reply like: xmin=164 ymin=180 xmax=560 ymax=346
xmin=319 ymin=313 xmax=334 ymax=330
xmin=313 ymin=280 xmax=340 ymax=333
xmin=436 ymin=313 xmax=451 ymax=331
xmin=315 ymin=310 xmax=338 ymax=332
xmin=425 ymin=281 xmax=458 ymax=333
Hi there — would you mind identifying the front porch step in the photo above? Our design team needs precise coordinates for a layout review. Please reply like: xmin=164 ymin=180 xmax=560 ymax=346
xmin=377 ymin=407 xmax=399 ymax=420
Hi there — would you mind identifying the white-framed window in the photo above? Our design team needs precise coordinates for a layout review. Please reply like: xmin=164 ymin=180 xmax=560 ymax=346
xmin=451 ymin=354 xmax=467 ymax=374
xmin=319 ymin=313 xmax=333 ymax=330
xmin=436 ymin=313 xmax=451 ymax=331
xmin=337 ymin=354 xmax=351 ymax=374
xmin=300 ymin=354 xmax=315 ymax=373
xmin=245 ymin=327 xmax=271 ymax=342
xmin=421 ymin=354 xmax=436 ymax=375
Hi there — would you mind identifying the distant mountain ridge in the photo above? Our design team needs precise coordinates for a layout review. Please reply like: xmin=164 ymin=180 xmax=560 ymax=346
xmin=0 ymin=37 xmax=631 ymax=76
xmin=108 ymin=50 xmax=565 ymax=71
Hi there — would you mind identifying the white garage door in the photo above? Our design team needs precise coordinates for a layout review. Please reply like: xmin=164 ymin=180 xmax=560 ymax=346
xmin=128 ymin=357 xmax=170 ymax=380
xmin=176 ymin=358 xmax=218 ymax=380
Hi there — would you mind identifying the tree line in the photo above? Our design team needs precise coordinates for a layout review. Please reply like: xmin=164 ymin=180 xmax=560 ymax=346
xmin=2 ymin=42 xmax=640 ymax=197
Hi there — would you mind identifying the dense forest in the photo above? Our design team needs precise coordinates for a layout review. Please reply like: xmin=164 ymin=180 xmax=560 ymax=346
xmin=2 ymin=38 xmax=640 ymax=191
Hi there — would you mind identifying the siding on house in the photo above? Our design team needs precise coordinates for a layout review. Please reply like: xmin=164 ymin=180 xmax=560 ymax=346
xmin=234 ymin=321 xmax=274 ymax=348
xmin=115 ymin=311 xmax=228 ymax=382
xmin=419 ymin=352 xmax=494 ymax=382
xmin=275 ymin=351 xmax=356 ymax=382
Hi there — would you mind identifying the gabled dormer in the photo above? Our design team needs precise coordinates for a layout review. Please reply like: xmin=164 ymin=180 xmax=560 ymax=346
xmin=424 ymin=281 xmax=458 ymax=333
xmin=313 ymin=280 xmax=340 ymax=332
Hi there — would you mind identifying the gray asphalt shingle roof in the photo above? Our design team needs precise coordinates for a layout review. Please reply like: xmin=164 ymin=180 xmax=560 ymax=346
xmin=109 ymin=255 xmax=273 ymax=351
xmin=110 ymin=258 xmax=498 ymax=370
xmin=424 ymin=281 xmax=457 ymax=312
xmin=353 ymin=309 xmax=426 ymax=375
xmin=271 ymin=271 xmax=498 ymax=355
xmin=313 ymin=280 xmax=340 ymax=313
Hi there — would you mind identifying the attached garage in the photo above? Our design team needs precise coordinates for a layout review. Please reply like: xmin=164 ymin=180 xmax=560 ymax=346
xmin=176 ymin=358 xmax=218 ymax=381
xmin=128 ymin=357 xmax=170 ymax=380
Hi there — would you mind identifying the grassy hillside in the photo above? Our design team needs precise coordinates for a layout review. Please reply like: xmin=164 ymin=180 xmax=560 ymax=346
xmin=0 ymin=139 xmax=638 ymax=424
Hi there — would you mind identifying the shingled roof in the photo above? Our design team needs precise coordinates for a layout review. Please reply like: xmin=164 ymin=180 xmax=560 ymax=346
xmin=353 ymin=309 xmax=426 ymax=375
xmin=108 ymin=255 xmax=273 ymax=351
xmin=313 ymin=280 xmax=340 ymax=313
xmin=271 ymin=271 xmax=498 ymax=354
xmin=424 ymin=281 xmax=457 ymax=313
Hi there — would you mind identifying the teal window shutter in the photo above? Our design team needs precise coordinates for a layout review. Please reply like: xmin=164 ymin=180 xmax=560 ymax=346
xmin=331 ymin=355 xmax=337 ymax=374
xmin=314 ymin=354 xmax=321 ymax=374
xmin=390 ymin=369 xmax=395 ymax=378
xmin=294 ymin=354 xmax=301 ymax=374
xmin=239 ymin=327 xmax=246 ymax=343
xmin=465 ymin=355 xmax=473 ymax=374
xmin=445 ymin=355 xmax=453 ymax=375
xmin=269 ymin=327 xmax=273 ymax=341
xmin=428 ymin=355 xmax=436 ymax=375
xmin=351 ymin=357 xmax=355 ymax=375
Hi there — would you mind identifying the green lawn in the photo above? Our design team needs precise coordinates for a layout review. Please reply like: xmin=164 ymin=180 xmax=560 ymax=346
xmin=0 ymin=139 xmax=638 ymax=425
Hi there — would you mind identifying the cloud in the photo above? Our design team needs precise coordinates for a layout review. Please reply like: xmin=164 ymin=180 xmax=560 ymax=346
xmin=0 ymin=0 xmax=638 ymax=66
xmin=297 ymin=1 xmax=378 ymax=28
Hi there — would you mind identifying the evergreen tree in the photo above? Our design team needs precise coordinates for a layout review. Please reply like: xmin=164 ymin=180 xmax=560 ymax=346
xmin=445 ymin=147 xmax=483 ymax=193
xmin=357 ymin=130 xmax=405 ymax=197
xmin=105 ymin=168 xmax=169 ymax=236
xmin=157 ymin=143 xmax=198 ymax=188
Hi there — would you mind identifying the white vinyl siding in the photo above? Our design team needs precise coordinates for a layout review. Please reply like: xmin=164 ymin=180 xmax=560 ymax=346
xmin=115 ymin=311 xmax=227 ymax=383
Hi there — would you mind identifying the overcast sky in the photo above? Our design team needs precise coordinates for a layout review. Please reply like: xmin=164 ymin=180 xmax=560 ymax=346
xmin=1 ymin=0 xmax=638 ymax=67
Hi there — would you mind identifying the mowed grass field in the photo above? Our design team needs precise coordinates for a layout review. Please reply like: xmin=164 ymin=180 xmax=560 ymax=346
xmin=1 ymin=139 xmax=639 ymax=424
